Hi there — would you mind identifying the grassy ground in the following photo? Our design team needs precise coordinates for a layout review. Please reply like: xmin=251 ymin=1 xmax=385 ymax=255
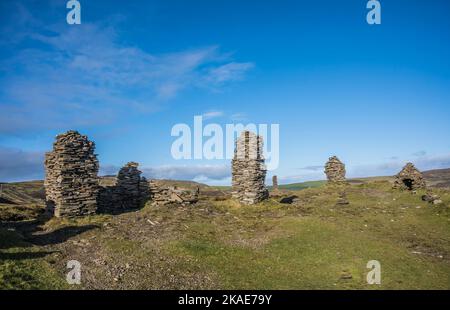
xmin=0 ymin=180 xmax=449 ymax=289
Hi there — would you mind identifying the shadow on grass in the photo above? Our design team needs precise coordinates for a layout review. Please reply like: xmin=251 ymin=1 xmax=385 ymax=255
xmin=28 ymin=224 xmax=98 ymax=246
xmin=0 ymin=210 xmax=99 ymax=255
xmin=0 ymin=250 xmax=56 ymax=260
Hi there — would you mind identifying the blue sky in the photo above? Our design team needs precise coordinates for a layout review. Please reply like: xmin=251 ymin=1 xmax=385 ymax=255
xmin=1 ymin=0 xmax=450 ymax=184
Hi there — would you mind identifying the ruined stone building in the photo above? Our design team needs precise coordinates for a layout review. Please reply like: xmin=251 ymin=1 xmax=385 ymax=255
xmin=324 ymin=156 xmax=346 ymax=183
xmin=98 ymin=162 xmax=150 ymax=213
xmin=393 ymin=163 xmax=426 ymax=190
xmin=116 ymin=162 xmax=146 ymax=209
xmin=44 ymin=131 xmax=99 ymax=217
xmin=231 ymin=131 xmax=269 ymax=205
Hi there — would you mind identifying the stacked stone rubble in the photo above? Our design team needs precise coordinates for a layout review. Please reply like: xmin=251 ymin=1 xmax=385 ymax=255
xmin=98 ymin=162 xmax=150 ymax=213
xmin=116 ymin=162 xmax=143 ymax=209
xmin=324 ymin=156 xmax=346 ymax=183
xmin=231 ymin=131 xmax=269 ymax=205
xmin=393 ymin=163 xmax=426 ymax=190
xmin=149 ymin=180 xmax=199 ymax=206
xmin=44 ymin=131 xmax=99 ymax=217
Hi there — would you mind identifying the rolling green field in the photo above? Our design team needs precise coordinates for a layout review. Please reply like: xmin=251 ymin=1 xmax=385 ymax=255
xmin=1 ymin=180 xmax=449 ymax=289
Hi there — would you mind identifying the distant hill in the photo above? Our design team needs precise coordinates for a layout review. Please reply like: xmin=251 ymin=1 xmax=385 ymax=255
xmin=423 ymin=168 xmax=450 ymax=188
xmin=1 ymin=168 xmax=449 ymax=208
xmin=273 ymin=167 xmax=450 ymax=190
xmin=1 ymin=172 xmax=449 ymax=289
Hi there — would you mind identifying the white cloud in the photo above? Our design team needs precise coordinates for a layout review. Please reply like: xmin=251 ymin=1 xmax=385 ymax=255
xmin=100 ymin=163 xmax=230 ymax=183
xmin=0 ymin=6 xmax=254 ymax=134
xmin=141 ymin=164 xmax=230 ymax=181
xmin=298 ymin=165 xmax=324 ymax=171
xmin=348 ymin=153 xmax=450 ymax=178
xmin=202 ymin=111 xmax=224 ymax=120
xmin=205 ymin=62 xmax=254 ymax=84
xmin=279 ymin=154 xmax=450 ymax=184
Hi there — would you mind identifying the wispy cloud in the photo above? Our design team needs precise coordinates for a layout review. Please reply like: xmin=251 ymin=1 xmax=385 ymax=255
xmin=349 ymin=153 xmax=450 ymax=178
xmin=100 ymin=164 xmax=230 ymax=183
xmin=298 ymin=165 xmax=324 ymax=171
xmin=142 ymin=164 xmax=230 ymax=181
xmin=205 ymin=62 xmax=254 ymax=84
xmin=202 ymin=111 xmax=224 ymax=120
xmin=0 ymin=4 xmax=253 ymax=134
xmin=2 ymin=145 xmax=450 ymax=184
xmin=0 ymin=144 xmax=231 ymax=183
xmin=279 ymin=154 xmax=450 ymax=184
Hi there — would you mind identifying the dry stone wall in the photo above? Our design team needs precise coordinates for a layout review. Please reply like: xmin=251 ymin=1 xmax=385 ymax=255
xmin=98 ymin=162 xmax=150 ymax=213
xmin=44 ymin=131 xmax=99 ymax=217
xmin=231 ymin=131 xmax=269 ymax=205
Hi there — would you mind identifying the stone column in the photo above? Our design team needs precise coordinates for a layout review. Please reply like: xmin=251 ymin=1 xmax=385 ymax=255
xmin=44 ymin=131 xmax=99 ymax=217
xmin=272 ymin=175 xmax=279 ymax=191
xmin=231 ymin=131 xmax=269 ymax=205
xmin=324 ymin=156 xmax=346 ymax=183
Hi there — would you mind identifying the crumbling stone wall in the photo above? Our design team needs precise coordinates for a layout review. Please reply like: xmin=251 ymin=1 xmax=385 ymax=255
xmin=116 ymin=162 xmax=144 ymax=209
xmin=98 ymin=162 xmax=150 ymax=213
xmin=149 ymin=180 xmax=199 ymax=206
xmin=231 ymin=131 xmax=269 ymax=205
xmin=393 ymin=163 xmax=426 ymax=190
xmin=324 ymin=156 xmax=346 ymax=183
xmin=44 ymin=131 xmax=99 ymax=217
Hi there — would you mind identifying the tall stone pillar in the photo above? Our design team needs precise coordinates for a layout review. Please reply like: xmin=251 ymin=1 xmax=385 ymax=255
xmin=44 ymin=131 xmax=99 ymax=217
xmin=231 ymin=131 xmax=269 ymax=205
xmin=324 ymin=156 xmax=346 ymax=183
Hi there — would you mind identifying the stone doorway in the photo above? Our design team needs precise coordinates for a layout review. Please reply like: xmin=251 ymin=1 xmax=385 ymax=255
xmin=402 ymin=178 xmax=413 ymax=190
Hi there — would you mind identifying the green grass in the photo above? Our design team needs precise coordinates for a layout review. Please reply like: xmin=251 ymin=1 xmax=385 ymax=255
xmin=1 ymin=180 xmax=449 ymax=289
xmin=0 ymin=229 xmax=70 ymax=289
xmin=277 ymin=180 xmax=326 ymax=191
xmin=164 ymin=182 xmax=450 ymax=289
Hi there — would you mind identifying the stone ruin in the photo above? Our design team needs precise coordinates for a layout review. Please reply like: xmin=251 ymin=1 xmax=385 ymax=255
xmin=116 ymin=162 xmax=147 ymax=209
xmin=44 ymin=130 xmax=207 ymax=217
xmin=44 ymin=131 xmax=99 ymax=217
xmin=231 ymin=131 xmax=269 ymax=205
xmin=393 ymin=163 xmax=426 ymax=191
xmin=97 ymin=162 xmax=150 ymax=213
xmin=272 ymin=175 xmax=279 ymax=191
xmin=149 ymin=180 xmax=199 ymax=206
xmin=324 ymin=156 xmax=346 ymax=183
